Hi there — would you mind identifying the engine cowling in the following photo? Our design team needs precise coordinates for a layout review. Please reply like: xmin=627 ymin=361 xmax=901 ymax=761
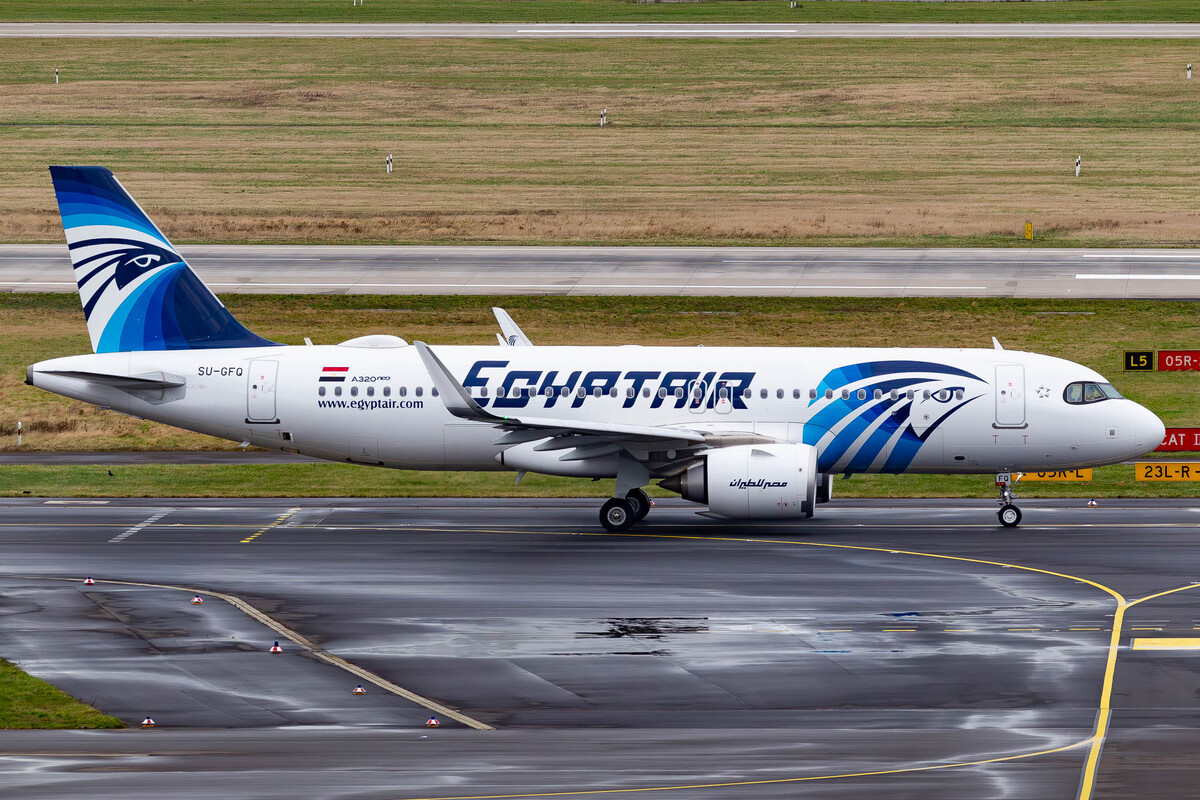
xmin=662 ymin=443 xmax=818 ymax=519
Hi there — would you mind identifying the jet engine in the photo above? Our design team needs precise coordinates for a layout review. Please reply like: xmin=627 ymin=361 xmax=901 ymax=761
xmin=660 ymin=443 xmax=818 ymax=519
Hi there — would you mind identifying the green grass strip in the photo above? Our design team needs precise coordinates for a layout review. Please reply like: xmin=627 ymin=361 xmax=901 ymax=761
xmin=0 ymin=657 xmax=123 ymax=729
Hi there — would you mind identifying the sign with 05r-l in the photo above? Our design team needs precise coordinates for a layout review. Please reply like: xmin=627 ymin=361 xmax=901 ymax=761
xmin=1018 ymin=469 xmax=1092 ymax=482
xmin=1124 ymin=351 xmax=1153 ymax=371
xmin=1136 ymin=462 xmax=1200 ymax=481
xmin=1159 ymin=351 xmax=1200 ymax=371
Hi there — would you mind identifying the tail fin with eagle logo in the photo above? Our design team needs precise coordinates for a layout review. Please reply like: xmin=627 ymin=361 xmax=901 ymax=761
xmin=48 ymin=166 xmax=277 ymax=353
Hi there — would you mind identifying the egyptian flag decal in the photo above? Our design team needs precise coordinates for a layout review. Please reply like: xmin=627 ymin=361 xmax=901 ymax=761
xmin=320 ymin=367 xmax=348 ymax=383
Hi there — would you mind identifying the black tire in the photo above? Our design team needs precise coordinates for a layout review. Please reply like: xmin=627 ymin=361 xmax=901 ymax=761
xmin=600 ymin=498 xmax=635 ymax=532
xmin=625 ymin=488 xmax=651 ymax=521
xmin=998 ymin=504 xmax=1022 ymax=528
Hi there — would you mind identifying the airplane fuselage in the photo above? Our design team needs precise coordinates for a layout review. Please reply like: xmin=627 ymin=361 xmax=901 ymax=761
xmin=29 ymin=339 xmax=1162 ymax=478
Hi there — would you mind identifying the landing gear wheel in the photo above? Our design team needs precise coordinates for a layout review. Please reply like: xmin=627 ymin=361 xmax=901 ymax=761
xmin=998 ymin=504 xmax=1022 ymax=528
xmin=625 ymin=488 xmax=652 ymax=521
xmin=600 ymin=498 xmax=636 ymax=532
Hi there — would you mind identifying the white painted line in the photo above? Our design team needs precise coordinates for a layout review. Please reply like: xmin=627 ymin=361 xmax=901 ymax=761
xmin=517 ymin=28 xmax=798 ymax=34
xmin=1075 ymin=274 xmax=1200 ymax=280
xmin=108 ymin=510 xmax=171 ymax=543
xmin=43 ymin=499 xmax=109 ymax=505
xmin=1081 ymin=254 xmax=1200 ymax=259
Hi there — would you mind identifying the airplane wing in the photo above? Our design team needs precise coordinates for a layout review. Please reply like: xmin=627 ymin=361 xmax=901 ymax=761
xmin=492 ymin=307 xmax=533 ymax=347
xmin=415 ymin=341 xmax=704 ymax=446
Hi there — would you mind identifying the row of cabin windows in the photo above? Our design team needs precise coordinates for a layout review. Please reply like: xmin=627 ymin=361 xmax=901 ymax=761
xmin=316 ymin=384 xmax=965 ymax=402
xmin=318 ymin=385 xmax=440 ymax=398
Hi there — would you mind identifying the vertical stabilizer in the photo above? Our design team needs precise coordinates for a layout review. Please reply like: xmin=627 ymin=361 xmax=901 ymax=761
xmin=48 ymin=166 xmax=277 ymax=353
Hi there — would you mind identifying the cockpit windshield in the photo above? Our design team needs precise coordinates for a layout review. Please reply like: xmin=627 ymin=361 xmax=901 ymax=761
xmin=1064 ymin=381 xmax=1124 ymax=405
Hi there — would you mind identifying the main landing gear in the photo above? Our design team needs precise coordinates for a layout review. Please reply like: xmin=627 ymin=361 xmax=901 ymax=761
xmin=995 ymin=472 xmax=1022 ymax=528
xmin=600 ymin=488 xmax=653 ymax=532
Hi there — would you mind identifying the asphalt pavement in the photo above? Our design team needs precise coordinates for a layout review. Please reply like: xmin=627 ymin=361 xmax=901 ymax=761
xmin=1 ymin=497 xmax=1199 ymax=798
xmin=2 ymin=23 xmax=1200 ymax=38
xmin=5 ymin=244 xmax=1200 ymax=298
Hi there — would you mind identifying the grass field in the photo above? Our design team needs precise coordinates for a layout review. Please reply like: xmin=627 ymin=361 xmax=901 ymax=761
xmin=2 ymin=38 xmax=1199 ymax=247
xmin=0 ymin=657 xmax=123 ymax=729
xmin=1 ymin=462 xmax=1193 ymax=500
xmin=4 ymin=293 xmax=1198 ymax=456
xmin=2 ymin=0 xmax=1198 ymax=23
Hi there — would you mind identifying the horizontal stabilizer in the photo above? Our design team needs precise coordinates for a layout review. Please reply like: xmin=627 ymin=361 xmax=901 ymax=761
xmin=37 ymin=369 xmax=186 ymax=391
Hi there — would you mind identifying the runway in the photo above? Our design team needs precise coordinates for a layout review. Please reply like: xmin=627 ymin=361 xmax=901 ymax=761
xmin=5 ymin=243 xmax=1200 ymax=298
xmin=3 ymin=23 xmax=1200 ymax=39
xmin=2 ymin=497 xmax=1200 ymax=798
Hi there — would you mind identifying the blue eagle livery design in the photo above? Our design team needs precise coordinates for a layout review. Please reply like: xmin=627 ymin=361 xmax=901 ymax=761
xmin=804 ymin=360 xmax=984 ymax=474
xmin=49 ymin=166 xmax=276 ymax=354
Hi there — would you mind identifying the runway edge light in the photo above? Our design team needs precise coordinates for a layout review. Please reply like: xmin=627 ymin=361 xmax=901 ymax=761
xmin=1088 ymin=499 xmax=1098 ymax=508
xmin=426 ymin=716 xmax=440 ymax=728
xmin=141 ymin=717 xmax=155 ymax=728
xmin=83 ymin=576 xmax=94 ymax=585
xmin=191 ymin=595 xmax=203 ymax=605
xmin=269 ymin=641 xmax=283 ymax=654
xmin=353 ymin=685 xmax=366 ymax=695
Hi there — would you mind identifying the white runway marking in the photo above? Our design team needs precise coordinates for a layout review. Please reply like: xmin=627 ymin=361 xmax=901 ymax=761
xmin=1076 ymin=274 xmax=1200 ymax=281
xmin=108 ymin=510 xmax=172 ymax=543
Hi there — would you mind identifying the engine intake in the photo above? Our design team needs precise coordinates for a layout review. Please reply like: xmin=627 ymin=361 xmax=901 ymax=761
xmin=660 ymin=443 xmax=818 ymax=519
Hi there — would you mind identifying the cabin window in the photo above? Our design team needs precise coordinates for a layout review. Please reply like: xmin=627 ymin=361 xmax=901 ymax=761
xmin=497 ymin=387 xmax=507 ymax=399
xmin=760 ymin=388 xmax=768 ymax=399
xmin=808 ymin=389 xmax=816 ymax=399
xmin=432 ymin=388 xmax=439 ymax=397
xmin=415 ymin=387 xmax=424 ymax=397
xmin=873 ymin=389 xmax=882 ymax=400
xmin=626 ymin=387 xmax=635 ymax=399
xmin=825 ymin=389 xmax=833 ymax=400
xmin=841 ymin=389 xmax=849 ymax=400
xmin=350 ymin=386 xmax=359 ymax=397
xmin=479 ymin=387 xmax=488 ymax=398
xmin=718 ymin=387 xmax=729 ymax=400
xmin=318 ymin=386 xmax=326 ymax=397
xmin=367 ymin=386 xmax=374 ymax=397
xmin=658 ymin=388 xmax=667 ymax=398
xmin=593 ymin=387 xmax=603 ymax=398
xmin=793 ymin=389 xmax=801 ymax=399
xmin=335 ymin=386 xmax=342 ymax=396
xmin=776 ymin=389 xmax=784 ymax=399
xmin=675 ymin=387 xmax=684 ymax=399
xmin=923 ymin=390 xmax=930 ymax=400
xmin=642 ymin=387 xmax=651 ymax=398
xmin=856 ymin=389 xmax=866 ymax=400
xmin=906 ymin=389 xmax=915 ymax=400
xmin=399 ymin=387 xmax=407 ymax=397
xmin=743 ymin=388 xmax=752 ymax=399
xmin=383 ymin=386 xmax=391 ymax=397
xmin=889 ymin=390 xmax=898 ymax=400
xmin=610 ymin=387 xmax=618 ymax=398
xmin=560 ymin=387 xmax=570 ymax=397
xmin=955 ymin=389 xmax=964 ymax=400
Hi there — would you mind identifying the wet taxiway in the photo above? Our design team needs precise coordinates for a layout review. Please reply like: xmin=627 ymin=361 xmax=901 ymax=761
xmin=1 ymin=497 xmax=1199 ymax=799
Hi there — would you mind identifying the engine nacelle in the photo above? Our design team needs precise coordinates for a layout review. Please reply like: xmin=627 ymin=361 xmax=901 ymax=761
xmin=663 ymin=443 xmax=818 ymax=519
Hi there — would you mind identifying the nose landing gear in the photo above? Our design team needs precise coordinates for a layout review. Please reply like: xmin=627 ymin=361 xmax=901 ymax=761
xmin=996 ymin=472 xmax=1022 ymax=527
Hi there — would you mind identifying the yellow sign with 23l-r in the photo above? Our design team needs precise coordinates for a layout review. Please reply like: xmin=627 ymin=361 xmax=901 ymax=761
xmin=1136 ymin=462 xmax=1200 ymax=481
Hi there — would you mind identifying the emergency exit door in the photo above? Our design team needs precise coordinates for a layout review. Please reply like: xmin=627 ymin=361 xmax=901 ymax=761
xmin=247 ymin=360 xmax=279 ymax=423
xmin=994 ymin=364 xmax=1026 ymax=427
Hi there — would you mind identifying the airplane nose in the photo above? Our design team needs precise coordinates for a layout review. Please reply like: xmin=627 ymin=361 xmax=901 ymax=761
xmin=1134 ymin=403 xmax=1166 ymax=455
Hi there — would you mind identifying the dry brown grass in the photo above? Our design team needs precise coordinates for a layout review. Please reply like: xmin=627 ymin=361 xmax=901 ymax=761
xmin=0 ymin=39 xmax=1197 ymax=246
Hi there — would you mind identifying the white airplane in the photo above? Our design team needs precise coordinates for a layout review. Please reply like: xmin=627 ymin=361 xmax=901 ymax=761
xmin=28 ymin=167 xmax=1165 ymax=531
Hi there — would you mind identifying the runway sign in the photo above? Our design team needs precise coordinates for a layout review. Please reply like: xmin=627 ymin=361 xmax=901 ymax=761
xmin=1132 ymin=638 xmax=1200 ymax=651
xmin=1017 ymin=470 xmax=1092 ymax=481
xmin=1159 ymin=350 xmax=1200 ymax=371
xmin=1135 ymin=462 xmax=1200 ymax=481
xmin=1156 ymin=428 xmax=1200 ymax=451
xmin=1124 ymin=350 xmax=1153 ymax=371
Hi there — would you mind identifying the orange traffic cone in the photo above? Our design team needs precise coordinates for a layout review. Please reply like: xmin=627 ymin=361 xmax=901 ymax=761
xmin=141 ymin=717 xmax=155 ymax=728
xmin=269 ymin=641 xmax=283 ymax=654
xmin=425 ymin=716 xmax=440 ymax=728
xmin=352 ymin=685 xmax=366 ymax=695
xmin=190 ymin=595 xmax=203 ymax=605
xmin=83 ymin=577 xmax=95 ymax=585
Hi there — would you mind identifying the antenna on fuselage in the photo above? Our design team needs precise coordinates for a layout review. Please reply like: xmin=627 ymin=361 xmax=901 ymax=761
xmin=991 ymin=337 xmax=1004 ymax=350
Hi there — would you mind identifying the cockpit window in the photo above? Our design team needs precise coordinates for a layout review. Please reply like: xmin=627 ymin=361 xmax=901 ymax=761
xmin=1064 ymin=381 xmax=1124 ymax=405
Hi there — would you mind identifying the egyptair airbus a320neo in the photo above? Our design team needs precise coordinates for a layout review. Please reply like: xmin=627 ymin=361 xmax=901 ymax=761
xmin=27 ymin=167 xmax=1166 ymax=531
